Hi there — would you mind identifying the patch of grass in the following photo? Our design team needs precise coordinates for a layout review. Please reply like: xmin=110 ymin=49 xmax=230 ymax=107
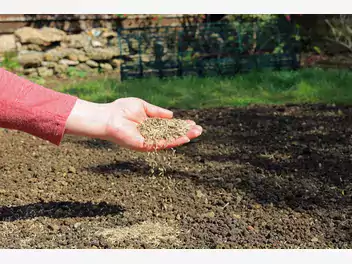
xmin=66 ymin=67 xmax=88 ymax=78
xmin=0 ymin=52 xmax=21 ymax=72
xmin=57 ymin=68 xmax=352 ymax=108
xmin=28 ymin=76 xmax=46 ymax=86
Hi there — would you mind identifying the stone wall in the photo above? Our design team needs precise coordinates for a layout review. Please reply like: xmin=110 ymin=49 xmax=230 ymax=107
xmin=0 ymin=15 xmax=184 ymax=35
xmin=0 ymin=26 xmax=128 ymax=78
xmin=0 ymin=15 xmax=187 ymax=78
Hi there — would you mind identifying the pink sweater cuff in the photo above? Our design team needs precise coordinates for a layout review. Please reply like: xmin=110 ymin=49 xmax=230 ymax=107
xmin=0 ymin=68 xmax=78 ymax=145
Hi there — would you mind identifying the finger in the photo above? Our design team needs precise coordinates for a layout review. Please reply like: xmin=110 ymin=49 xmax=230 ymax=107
xmin=107 ymin=127 xmax=145 ymax=150
xmin=138 ymin=136 xmax=190 ymax=152
xmin=110 ymin=121 xmax=202 ymax=152
xmin=186 ymin=120 xmax=196 ymax=126
xmin=143 ymin=101 xmax=173 ymax=119
xmin=186 ymin=125 xmax=203 ymax=139
xmin=164 ymin=136 xmax=192 ymax=149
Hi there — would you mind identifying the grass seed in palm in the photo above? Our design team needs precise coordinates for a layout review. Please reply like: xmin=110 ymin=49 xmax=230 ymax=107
xmin=138 ymin=117 xmax=191 ymax=147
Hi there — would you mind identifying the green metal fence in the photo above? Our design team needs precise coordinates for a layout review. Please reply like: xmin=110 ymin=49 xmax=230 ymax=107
xmin=117 ymin=20 xmax=300 ymax=80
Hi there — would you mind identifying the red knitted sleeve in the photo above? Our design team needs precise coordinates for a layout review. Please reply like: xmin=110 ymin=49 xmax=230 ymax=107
xmin=0 ymin=68 xmax=77 ymax=145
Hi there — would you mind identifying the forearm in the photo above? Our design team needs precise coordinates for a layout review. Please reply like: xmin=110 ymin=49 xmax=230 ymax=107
xmin=64 ymin=98 xmax=109 ymax=140
xmin=0 ymin=68 xmax=77 ymax=145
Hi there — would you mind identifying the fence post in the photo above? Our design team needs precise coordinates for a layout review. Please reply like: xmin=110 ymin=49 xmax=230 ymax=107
xmin=117 ymin=28 xmax=125 ymax=81
xmin=177 ymin=31 xmax=183 ymax=77
xmin=275 ymin=27 xmax=282 ymax=71
xmin=138 ymin=35 xmax=143 ymax=78
xmin=154 ymin=38 xmax=164 ymax=79
xmin=291 ymin=23 xmax=301 ymax=70
xmin=237 ymin=24 xmax=243 ymax=74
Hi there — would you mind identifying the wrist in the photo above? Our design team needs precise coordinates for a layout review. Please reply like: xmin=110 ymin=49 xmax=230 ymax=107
xmin=65 ymin=99 xmax=109 ymax=139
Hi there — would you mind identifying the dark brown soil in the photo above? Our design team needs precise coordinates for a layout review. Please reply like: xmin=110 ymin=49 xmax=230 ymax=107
xmin=0 ymin=104 xmax=351 ymax=249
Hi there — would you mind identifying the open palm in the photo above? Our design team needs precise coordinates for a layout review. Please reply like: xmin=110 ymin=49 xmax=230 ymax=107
xmin=104 ymin=97 xmax=202 ymax=151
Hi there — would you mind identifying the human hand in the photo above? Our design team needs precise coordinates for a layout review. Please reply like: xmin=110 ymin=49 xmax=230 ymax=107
xmin=65 ymin=97 xmax=202 ymax=151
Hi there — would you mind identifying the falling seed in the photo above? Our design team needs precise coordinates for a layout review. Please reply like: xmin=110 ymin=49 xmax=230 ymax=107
xmin=137 ymin=117 xmax=192 ymax=176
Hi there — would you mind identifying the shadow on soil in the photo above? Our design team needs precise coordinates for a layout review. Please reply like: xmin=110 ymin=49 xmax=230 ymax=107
xmin=86 ymin=104 xmax=352 ymax=214
xmin=90 ymin=161 xmax=149 ymax=175
xmin=68 ymin=138 xmax=118 ymax=150
xmin=0 ymin=201 xmax=124 ymax=222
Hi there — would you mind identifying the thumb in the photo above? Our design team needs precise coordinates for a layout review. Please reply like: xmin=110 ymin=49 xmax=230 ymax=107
xmin=143 ymin=101 xmax=173 ymax=119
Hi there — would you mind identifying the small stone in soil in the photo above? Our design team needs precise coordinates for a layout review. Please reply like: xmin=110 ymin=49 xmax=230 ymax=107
xmin=204 ymin=211 xmax=215 ymax=218
xmin=68 ymin=166 xmax=76 ymax=173
xmin=232 ymin=214 xmax=241 ymax=219
xmin=311 ymin=237 xmax=319 ymax=242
